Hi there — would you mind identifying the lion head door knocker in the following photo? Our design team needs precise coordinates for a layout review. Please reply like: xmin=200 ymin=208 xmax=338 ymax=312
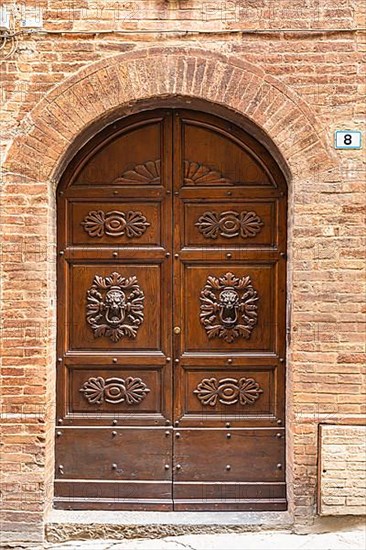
xmin=219 ymin=287 xmax=240 ymax=328
xmin=200 ymin=272 xmax=258 ymax=343
xmin=104 ymin=286 xmax=127 ymax=328
xmin=86 ymin=272 xmax=144 ymax=342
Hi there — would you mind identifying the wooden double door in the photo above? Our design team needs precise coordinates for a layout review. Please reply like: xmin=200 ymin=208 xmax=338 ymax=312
xmin=56 ymin=108 xmax=287 ymax=510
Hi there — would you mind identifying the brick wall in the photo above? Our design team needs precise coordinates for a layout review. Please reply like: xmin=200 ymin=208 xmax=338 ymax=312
xmin=1 ymin=0 xmax=365 ymax=545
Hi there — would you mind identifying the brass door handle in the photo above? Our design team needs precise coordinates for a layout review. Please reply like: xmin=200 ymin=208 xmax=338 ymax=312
xmin=173 ymin=327 xmax=181 ymax=335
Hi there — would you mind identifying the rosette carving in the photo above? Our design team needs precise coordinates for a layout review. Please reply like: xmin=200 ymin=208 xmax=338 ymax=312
xmin=194 ymin=377 xmax=263 ymax=406
xmin=86 ymin=272 xmax=144 ymax=343
xmin=82 ymin=210 xmax=150 ymax=238
xmin=200 ymin=272 xmax=258 ymax=343
xmin=80 ymin=376 xmax=150 ymax=405
xmin=195 ymin=210 xmax=263 ymax=239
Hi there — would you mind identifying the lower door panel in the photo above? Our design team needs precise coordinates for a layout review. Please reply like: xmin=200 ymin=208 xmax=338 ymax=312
xmin=173 ymin=428 xmax=286 ymax=511
xmin=55 ymin=427 xmax=173 ymax=510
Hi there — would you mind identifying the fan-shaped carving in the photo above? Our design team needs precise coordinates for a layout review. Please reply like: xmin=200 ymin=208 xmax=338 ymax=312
xmin=112 ymin=160 xmax=232 ymax=186
xmin=184 ymin=161 xmax=232 ymax=185
xmin=113 ymin=160 xmax=161 ymax=184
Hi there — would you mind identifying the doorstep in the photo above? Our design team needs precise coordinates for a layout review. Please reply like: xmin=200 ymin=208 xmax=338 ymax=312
xmin=45 ymin=510 xmax=293 ymax=543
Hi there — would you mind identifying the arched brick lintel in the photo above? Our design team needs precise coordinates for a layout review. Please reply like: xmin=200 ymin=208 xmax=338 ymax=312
xmin=4 ymin=46 xmax=337 ymax=184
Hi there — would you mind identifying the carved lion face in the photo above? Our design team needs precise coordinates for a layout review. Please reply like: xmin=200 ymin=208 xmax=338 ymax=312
xmin=219 ymin=288 xmax=240 ymax=327
xmin=105 ymin=288 xmax=126 ymax=326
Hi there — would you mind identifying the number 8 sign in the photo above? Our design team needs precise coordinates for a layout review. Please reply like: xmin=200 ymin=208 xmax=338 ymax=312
xmin=335 ymin=130 xmax=362 ymax=150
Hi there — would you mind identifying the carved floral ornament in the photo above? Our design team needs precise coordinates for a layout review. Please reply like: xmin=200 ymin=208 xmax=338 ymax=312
xmin=80 ymin=376 xmax=150 ymax=405
xmin=200 ymin=272 xmax=259 ymax=343
xmin=86 ymin=272 xmax=144 ymax=343
xmin=194 ymin=377 xmax=263 ymax=407
xmin=82 ymin=210 xmax=150 ymax=238
xmin=195 ymin=210 xmax=263 ymax=239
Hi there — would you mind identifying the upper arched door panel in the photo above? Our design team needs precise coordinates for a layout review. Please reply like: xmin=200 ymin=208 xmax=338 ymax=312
xmin=61 ymin=109 xmax=286 ymax=191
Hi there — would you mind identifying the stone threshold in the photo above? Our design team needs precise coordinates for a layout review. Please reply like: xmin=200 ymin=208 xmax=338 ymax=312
xmin=45 ymin=510 xmax=293 ymax=543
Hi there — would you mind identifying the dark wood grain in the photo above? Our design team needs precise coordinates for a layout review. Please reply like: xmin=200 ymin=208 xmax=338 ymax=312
xmin=56 ymin=108 xmax=287 ymax=511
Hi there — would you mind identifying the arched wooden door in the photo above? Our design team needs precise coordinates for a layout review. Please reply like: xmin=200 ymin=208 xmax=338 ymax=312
xmin=56 ymin=108 xmax=287 ymax=511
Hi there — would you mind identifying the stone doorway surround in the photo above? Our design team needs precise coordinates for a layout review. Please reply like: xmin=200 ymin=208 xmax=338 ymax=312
xmin=1 ymin=46 xmax=339 ymax=545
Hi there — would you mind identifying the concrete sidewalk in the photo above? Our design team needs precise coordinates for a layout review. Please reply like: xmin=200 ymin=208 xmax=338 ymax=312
xmin=40 ymin=528 xmax=366 ymax=550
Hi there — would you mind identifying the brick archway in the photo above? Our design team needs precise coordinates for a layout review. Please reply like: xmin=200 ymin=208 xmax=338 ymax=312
xmin=4 ymin=47 xmax=335 ymax=184
xmin=1 ymin=46 xmax=339 ymax=543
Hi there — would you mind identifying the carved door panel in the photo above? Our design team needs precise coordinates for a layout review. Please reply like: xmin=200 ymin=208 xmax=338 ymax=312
xmin=172 ymin=111 xmax=287 ymax=510
xmin=56 ymin=112 xmax=174 ymax=509
xmin=56 ymin=109 xmax=287 ymax=511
